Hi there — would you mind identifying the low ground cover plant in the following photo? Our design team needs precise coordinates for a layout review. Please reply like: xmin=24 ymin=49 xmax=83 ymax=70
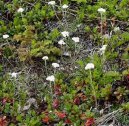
xmin=0 ymin=0 xmax=129 ymax=125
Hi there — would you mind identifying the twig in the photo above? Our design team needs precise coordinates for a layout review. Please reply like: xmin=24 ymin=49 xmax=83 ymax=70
xmin=95 ymin=109 xmax=122 ymax=125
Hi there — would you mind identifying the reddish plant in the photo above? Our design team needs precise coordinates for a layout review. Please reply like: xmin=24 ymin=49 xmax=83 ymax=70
xmin=0 ymin=116 xmax=8 ymax=126
xmin=42 ymin=116 xmax=51 ymax=124
xmin=55 ymin=111 xmax=66 ymax=119
xmin=52 ymin=99 xmax=60 ymax=109
xmin=74 ymin=97 xmax=80 ymax=105
xmin=65 ymin=119 xmax=72 ymax=124
xmin=2 ymin=97 xmax=14 ymax=105
xmin=85 ymin=118 xmax=94 ymax=126
xmin=54 ymin=85 xmax=62 ymax=96
xmin=2 ymin=98 xmax=8 ymax=105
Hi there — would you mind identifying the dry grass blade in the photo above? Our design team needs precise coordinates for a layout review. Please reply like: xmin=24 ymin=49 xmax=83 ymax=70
xmin=95 ymin=109 xmax=123 ymax=126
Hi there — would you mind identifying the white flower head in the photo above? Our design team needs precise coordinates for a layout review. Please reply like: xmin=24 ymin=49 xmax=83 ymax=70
xmin=46 ymin=75 xmax=55 ymax=82
xmin=58 ymin=40 xmax=66 ymax=45
xmin=75 ymin=66 xmax=78 ymax=69
xmin=63 ymin=52 xmax=71 ymax=57
xmin=3 ymin=34 xmax=9 ymax=39
xmin=114 ymin=27 xmax=120 ymax=32
xmin=9 ymin=72 xmax=18 ymax=78
xmin=62 ymin=4 xmax=68 ymax=9
xmin=72 ymin=37 xmax=80 ymax=43
xmin=85 ymin=63 xmax=94 ymax=70
xmin=17 ymin=8 xmax=24 ymax=13
xmin=48 ymin=1 xmax=55 ymax=6
xmin=61 ymin=31 xmax=69 ymax=37
xmin=42 ymin=56 xmax=49 ymax=60
xmin=99 ymin=45 xmax=107 ymax=55
xmin=98 ymin=8 xmax=106 ymax=14
xmin=52 ymin=63 xmax=60 ymax=68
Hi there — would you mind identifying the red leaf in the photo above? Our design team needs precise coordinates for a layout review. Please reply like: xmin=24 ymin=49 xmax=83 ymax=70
xmin=74 ymin=97 xmax=80 ymax=105
xmin=2 ymin=97 xmax=14 ymax=105
xmin=52 ymin=99 xmax=60 ymax=109
xmin=85 ymin=118 xmax=94 ymax=126
xmin=126 ymin=74 xmax=129 ymax=79
xmin=54 ymin=85 xmax=62 ymax=95
xmin=65 ymin=119 xmax=72 ymax=124
xmin=55 ymin=111 xmax=66 ymax=119
xmin=0 ymin=116 xmax=7 ymax=126
xmin=42 ymin=116 xmax=50 ymax=123
xmin=2 ymin=98 xmax=8 ymax=105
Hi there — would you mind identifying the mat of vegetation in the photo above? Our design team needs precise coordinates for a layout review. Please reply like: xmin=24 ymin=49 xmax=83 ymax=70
xmin=0 ymin=0 xmax=129 ymax=125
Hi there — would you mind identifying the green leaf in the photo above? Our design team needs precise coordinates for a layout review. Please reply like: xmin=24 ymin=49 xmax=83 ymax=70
xmin=72 ymin=0 xmax=87 ymax=3
xmin=105 ymin=71 xmax=120 ymax=77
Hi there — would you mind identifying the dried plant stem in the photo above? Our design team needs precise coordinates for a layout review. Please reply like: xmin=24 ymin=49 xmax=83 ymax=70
xmin=95 ymin=109 xmax=122 ymax=125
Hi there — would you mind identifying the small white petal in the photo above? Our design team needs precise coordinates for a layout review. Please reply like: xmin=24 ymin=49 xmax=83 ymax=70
xmin=75 ymin=66 xmax=78 ymax=69
xmin=9 ymin=72 xmax=18 ymax=78
xmin=85 ymin=63 xmax=94 ymax=70
xmin=114 ymin=27 xmax=120 ymax=32
xmin=72 ymin=37 xmax=80 ymax=43
xmin=58 ymin=40 xmax=66 ymax=45
xmin=63 ymin=52 xmax=71 ymax=57
xmin=42 ymin=56 xmax=49 ymax=60
xmin=61 ymin=31 xmax=69 ymax=37
xmin=98 ymin=8 xmax=106 ymax=13
xmin=48 ymin=1 xmax=55 ymax=6
xmin=62 ymin=4 xmax=68 ymax=9
xmin=3 ymin=34 xmax=9 ymax=39
xmin=100 ymin=109 xmax=104 ymax=115
xmin=99 ymin=45 xmax=107 ymax=55
xmin=46 ymin=75 xmax=55 ymax=82
xmin=17 ymin=8 xmax=24 ymax=13
xmin=77 ymin=24 xmax=81 ymax=28
xmin=52 ymin=63 xmax=60 ymax=68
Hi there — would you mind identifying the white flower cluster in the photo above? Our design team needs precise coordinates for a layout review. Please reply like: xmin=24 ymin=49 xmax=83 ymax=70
xmin=61 ymin=31 xmax=69 ymax=37
xmin=48 ymin=1 xmax=55 ymax=6
xmin=85 ymin=63 xmax=94 ymax=70
xmin=48 ymin=1 xmax=69 ymax=9
xmin=99 ymin=45 xmax=107 ymax=55
xmin=42 ymin=56 xmax=49 ymax=60
xmin=58 ymin=40 xmax=66 ymax=45
xmin=98 ymin=8 xmax=106 ymax=14
xmin=9 ymin=72 xmax=18 ymax=78
xmin=46 ymin=75 xmax=55 ymax=82
xmin=52 ymin=63 xmax=60 ymax=68
xmin=3 ymin=34 xmax=9 ymax=39
xmin=17 ymin=8 xmax=24 ymax=13
xmin=114 ymin=27 xmax=120 ymax=32
xmin=62 ymin=4 xmax=68 ymax=9
xmin=72 ymin=37 xmax=80 ymax=43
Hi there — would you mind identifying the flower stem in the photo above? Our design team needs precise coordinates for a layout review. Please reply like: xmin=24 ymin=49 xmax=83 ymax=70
xmin=62 ymin=10 xmax=68 ymax=30
xmin=53 ymin=6 xmax=62 ymax=26
xmin=89 ymin=70 xmax=97 ymax=108
xmin=44 ymin=60 xmax=48 ymax=76
xmin=61 ymin=45 xmax=63 ymax=62
xmin=100 ymin=13 xmax=103 ymax=36
xmin=50 ymin=82 xmax=53 ymax=99
xmin=100 ymin=13 xmax=104 ymax=45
